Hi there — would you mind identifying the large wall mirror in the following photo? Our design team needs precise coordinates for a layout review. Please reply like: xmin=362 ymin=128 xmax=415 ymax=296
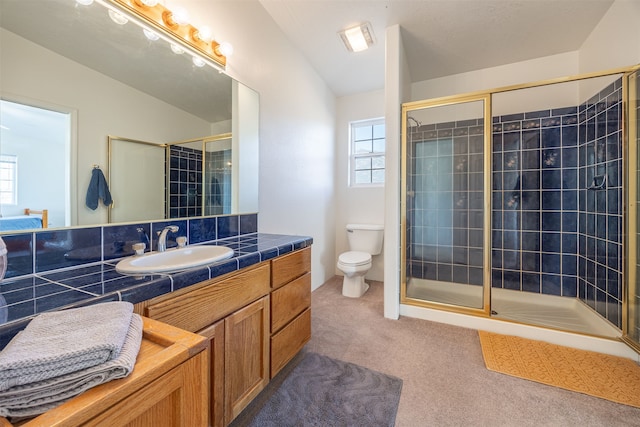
xmin=0 ymin=0 xmax=259 ymax=232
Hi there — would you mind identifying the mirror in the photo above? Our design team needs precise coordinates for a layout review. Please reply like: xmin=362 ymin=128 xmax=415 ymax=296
xmin=0 ymin=0 xmax=258 ymax=232
xmin=107 ymin=132 xmax=235 ymax=223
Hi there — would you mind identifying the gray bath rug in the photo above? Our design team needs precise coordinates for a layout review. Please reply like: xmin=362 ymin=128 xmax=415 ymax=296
xmin=231 ymin=351 xmax=402 ymax=427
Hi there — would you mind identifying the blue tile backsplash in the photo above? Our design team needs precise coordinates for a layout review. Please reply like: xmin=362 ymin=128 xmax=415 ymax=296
xmin=0 ymin=213 xmax=313 ymax=349
xmin=408 ymin=78 xmax=624 ymax=329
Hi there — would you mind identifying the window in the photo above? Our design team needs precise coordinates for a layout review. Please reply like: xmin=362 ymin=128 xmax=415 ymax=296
xmin=350 ymin=119 xmax=385 ymax=186
xmin=0 ymin=155 xmax=17 ymax=205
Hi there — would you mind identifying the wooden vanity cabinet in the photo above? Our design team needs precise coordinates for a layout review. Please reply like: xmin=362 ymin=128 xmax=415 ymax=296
xmin=270 ymin=247 xmax=312 ymax=377
xmin=0 ymin=317 xmax=209 ymax=427
xmin=139 ymin=263 xmax=271 ymax=427
xmin=135 ymin=246 xmax=312 ymax=426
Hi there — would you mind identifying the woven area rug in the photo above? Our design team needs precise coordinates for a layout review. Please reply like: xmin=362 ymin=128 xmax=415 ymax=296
xmin=231 ymin=351 xmax=402 ymax=427
xmin=478 ymin=330 xmax=640 ymax=408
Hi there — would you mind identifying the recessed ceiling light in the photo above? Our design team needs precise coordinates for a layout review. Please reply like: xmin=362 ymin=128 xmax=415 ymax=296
xmin=338 ymin=22 xmax=375 ymax=53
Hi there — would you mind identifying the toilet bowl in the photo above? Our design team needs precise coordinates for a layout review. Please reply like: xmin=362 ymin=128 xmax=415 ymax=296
xmin=336 ymin=224 xmax=383 ymax=298
xmin=337 ymin=251 xmax=372 ymax=298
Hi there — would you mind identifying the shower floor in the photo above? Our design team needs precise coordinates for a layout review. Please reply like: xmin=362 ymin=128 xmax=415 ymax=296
xmin=406 ymin=279 xmax=620 ymax=338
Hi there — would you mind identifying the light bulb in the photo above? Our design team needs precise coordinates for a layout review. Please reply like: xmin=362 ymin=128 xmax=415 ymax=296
xmin=76 ymin=0 xmax=94 ymax=5
xmin=170 ymin=7 xmax=189 ymax=26
xmin=143 ymin=28 xmax=159 ymax=41
xmin=108 ymin=9 xmax=128 ymax=25
xmin=170 ymin=43 xmax=185 ymax=55
xmin=217 ymin=42 xmax=233 ymax=57
xmin=195 ymin=26 xmax=213 ymax=43
xmin=140 ymin=0 xmax=159 ymax=6
xmin=192 ymin=56 xmax=205 ymax=67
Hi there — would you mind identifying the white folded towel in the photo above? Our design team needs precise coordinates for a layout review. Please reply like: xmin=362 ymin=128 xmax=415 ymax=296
xmin=0 ymin=301 xmax=134 ymax=391
xmin=0 ymin=313 xmax=143 ymax=418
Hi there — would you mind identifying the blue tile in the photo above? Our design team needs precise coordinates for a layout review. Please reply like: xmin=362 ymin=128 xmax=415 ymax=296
xmin=541 ymin=253 xmax=561 ymax=274
xmin=542 ymin=170 xmax=562 ymax=189
xmin=119 ymin=278 xmax=172 ymax=305
xmin=542 ymin=212 xmax=562 ymax=231
xmin=562 ymin=276 xmax=577 ymax=297
xmin=541 ymin=232 xmax=561 ymax=253
xmin=525 ymin=110 xmax=550 ymax=119
xmin=562 ymin=234 xmax=577 ymax=254
xmin=209 ymin=258 xmax=238 ymax=278
xmin=35 ymin=228 xmax=102 ymax=273
xmin=3 ymin=233 xmax=34 ymax=278
xmin=552 ymin=106 xmax=577 ymax=116
xmin=218 ymin=216 xmax=239 ymax=239
xmin=522 ymin=272 xmax=540 ymax=292
xmin=542 ymin=127 xmax=561 ymax=148
xmin=189 ymin=217 xmax=217 ymax=244
xmin=541 ymin=274 xmax=561 ymax=295
xmin=240 ymin=214 xmax=258 ymax=234
xmin=562 ymin=254 xmax=577 ymax=276
xmin=171 ymin=267 xmax=211 ymax=292
xmin=103 ymin=223 xmax=150 ymax=260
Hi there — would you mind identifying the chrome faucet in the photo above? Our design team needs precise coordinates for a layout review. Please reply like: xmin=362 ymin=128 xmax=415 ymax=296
xmin=157 ymin=225 xmax=179 ymax=252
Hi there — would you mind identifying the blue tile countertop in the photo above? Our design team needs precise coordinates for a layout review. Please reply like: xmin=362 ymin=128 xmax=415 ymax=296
xmin=0 ymin=233 xmax=312 ymax=348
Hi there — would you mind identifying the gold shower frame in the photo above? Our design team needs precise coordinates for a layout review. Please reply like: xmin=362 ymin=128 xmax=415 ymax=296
xmin=401 ymin=64 xmax=640 ymax=346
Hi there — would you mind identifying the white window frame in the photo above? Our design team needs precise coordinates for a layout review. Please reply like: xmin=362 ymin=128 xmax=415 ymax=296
xmin=349 ymin=118 xmax=385 ymax=187
xmin=0 ymin=154 xmax=18 ymax=205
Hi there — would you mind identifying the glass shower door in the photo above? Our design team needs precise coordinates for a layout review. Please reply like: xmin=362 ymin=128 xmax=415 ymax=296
xmin=626 ymin=68 xmax=640 ymax=351
xmin=402 ymin=95 xmax=490 ymax=313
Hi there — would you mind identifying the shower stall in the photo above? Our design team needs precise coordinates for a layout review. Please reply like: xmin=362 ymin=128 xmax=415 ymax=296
xmin=401 ymin=65 xmax=640 ymax=351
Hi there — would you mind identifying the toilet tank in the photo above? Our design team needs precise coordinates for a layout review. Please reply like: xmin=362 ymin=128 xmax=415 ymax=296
xmin=346 ymin=224 xmax=384 ymax=255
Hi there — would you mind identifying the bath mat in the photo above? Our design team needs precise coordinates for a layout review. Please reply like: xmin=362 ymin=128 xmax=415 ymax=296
xmin=231 ymin=351 xmax=402 ymax=427
xmin=478 ymin=330 xmax=640 ymax=408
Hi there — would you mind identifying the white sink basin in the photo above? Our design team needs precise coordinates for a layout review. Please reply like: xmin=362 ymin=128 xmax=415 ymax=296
xmin=116 ymin=245 xmax=234 ymax=274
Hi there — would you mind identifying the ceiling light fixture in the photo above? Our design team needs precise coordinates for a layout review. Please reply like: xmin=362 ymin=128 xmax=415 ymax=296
xmin=76 ymin=0 xmax=95 ymax=5
xmin=107 ymin=0 xmax=227 ymax=69
xmin=338 ymin=22 xmax=375 ymax=53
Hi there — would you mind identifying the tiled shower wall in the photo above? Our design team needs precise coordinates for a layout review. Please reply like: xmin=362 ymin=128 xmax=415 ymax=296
xmin=169 ymin=145 xmax=203 ymax=219
xmin=407 ymin=120 xmax=485 ymax=286
xmin=205 ymin=149 xmax=232 ymax=215
xmin=577 ymin=80 xmax=623 ymax=327
xmin=407 ymin=78 xmax=623 ymax=328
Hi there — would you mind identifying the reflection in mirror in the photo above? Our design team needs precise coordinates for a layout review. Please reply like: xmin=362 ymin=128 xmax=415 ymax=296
xmin=0 ymin=0 xmax=259 ymax=233
xmin=107 ymin=133 xmax=234 ymax=224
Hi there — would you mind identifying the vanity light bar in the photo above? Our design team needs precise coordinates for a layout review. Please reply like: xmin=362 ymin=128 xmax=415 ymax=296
xmin=104 ymin=0 xmax=227 ymax=69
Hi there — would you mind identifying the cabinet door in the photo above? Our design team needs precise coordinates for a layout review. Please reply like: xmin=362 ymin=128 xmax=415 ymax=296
xmin=84 ymin=351 xmax=208 ymax=427
xmin=224 ymin=297 xmax=270 ymax=423
xmin=197 ymin=320 xmax=225 ymax=427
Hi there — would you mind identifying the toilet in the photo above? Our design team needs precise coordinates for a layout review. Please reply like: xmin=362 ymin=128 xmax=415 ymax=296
xmin=337 ymin=224 xmax=384 ymax=298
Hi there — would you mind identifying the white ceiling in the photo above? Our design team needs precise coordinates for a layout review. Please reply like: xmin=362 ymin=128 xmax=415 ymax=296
xmin=258 ymin=0 xmax=615 ymax=97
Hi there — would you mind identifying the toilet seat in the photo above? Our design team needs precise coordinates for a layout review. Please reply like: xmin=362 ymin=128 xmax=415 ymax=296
xmin=338 ymin=251 xmax=371 ymax=266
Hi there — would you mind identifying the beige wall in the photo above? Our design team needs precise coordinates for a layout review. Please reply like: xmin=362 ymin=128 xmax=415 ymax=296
xmin=334 ymin=89 xmax=385 ymax=281
xmin=178 ymin=0 xmax=338 ymax=291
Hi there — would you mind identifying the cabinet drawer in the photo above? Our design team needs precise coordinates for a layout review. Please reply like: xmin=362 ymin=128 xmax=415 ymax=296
xmin=146 ymin=264 xmax=270 ymax=332
xmin=270 ymin=308 xmax=311 ymax=378
xmin=271 ymin=247 xmax=311 ymax=289
xmin=271 ymin=272 xmax=311 ymax=333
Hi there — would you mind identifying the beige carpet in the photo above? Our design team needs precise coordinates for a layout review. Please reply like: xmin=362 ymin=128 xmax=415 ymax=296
xmin=479 ymin=330 xmax=640 ymax=408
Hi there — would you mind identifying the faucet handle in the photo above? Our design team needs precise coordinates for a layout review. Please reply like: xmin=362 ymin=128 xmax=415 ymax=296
xmin=176 ymin=236 xmax=187 ymax=248
xmin=132 ymin=242 xmax=146 ymax=256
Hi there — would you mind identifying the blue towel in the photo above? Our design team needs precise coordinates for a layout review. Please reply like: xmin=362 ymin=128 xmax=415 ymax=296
xmin=85 ymin=168 xmax=113 ymax=210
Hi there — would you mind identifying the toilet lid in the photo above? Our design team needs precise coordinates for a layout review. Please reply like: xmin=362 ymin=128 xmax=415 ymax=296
xmin=338 ymin=251 xmax=371 ymax=266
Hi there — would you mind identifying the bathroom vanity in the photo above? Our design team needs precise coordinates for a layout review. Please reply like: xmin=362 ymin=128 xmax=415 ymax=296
xmin=0 ymin=234 xmax=312 ymax=427
xmin=134 ymin=246 xmax=311 ymax=426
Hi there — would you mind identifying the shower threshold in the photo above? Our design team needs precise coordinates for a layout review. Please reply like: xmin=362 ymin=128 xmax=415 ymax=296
xmin=406 ymin=279 xmax=620 ymax=338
